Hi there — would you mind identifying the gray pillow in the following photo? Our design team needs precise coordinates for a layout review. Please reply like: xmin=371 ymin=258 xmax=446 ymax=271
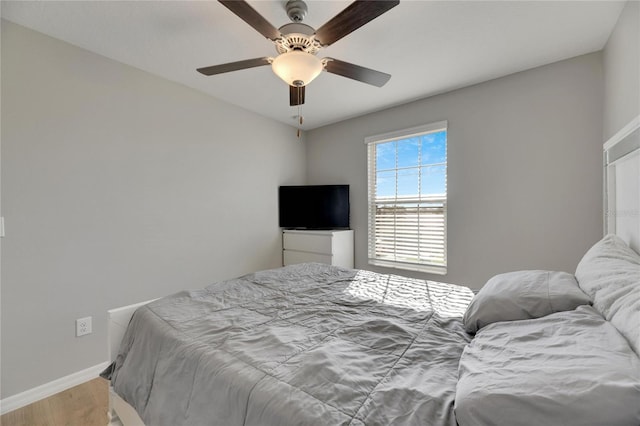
xmin=575 ymin=234 xmax=640 ymax=355
xmin=463 ymin=270 xmax=591 ymax=334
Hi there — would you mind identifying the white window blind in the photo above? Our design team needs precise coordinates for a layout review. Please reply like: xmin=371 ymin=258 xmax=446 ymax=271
xmin=366 ymin=121 xmax=447 ymax=274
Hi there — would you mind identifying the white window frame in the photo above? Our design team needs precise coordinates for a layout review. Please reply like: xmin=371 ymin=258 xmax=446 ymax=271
xmin=365 ymin=121 xmax=448 ymax=275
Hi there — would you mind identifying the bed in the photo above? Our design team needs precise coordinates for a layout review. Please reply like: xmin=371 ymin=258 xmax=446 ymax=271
xmin=104 ymin=116 xmax=640 ymax=426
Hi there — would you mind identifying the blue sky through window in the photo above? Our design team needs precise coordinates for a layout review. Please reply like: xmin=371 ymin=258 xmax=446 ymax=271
xmin=375 ymin=130 xmax=446 ymax=198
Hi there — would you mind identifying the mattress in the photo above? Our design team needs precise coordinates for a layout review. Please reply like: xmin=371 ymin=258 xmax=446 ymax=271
xmin=107 ymin=263 xmax=474 ymax=426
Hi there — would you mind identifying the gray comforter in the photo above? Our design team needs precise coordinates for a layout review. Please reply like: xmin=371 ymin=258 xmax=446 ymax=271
xmin=455 ymin=306 xmax=640 ymax=426
xmin=109 ymin=263 xmax=474 ymax=426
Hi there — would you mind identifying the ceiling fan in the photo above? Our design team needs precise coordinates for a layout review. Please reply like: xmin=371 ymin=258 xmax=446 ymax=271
xmin=197 ymin=0 xmax=399 ymax=107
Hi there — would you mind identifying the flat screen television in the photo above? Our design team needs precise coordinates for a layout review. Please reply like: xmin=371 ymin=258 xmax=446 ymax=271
xmin=279 ymin=185 xmax=350 ymax=229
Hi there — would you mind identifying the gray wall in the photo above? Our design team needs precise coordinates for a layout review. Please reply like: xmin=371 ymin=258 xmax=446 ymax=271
xmin=603 ymin=0 xmax=640 ymax=140
xmin=0 ymin=21 xmax=305 ymax=398
xmin=306 ymin=53 xmax=604 ymax=290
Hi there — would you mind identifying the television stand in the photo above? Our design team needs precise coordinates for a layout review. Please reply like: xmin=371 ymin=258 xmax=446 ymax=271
xmin=282 ymin=229 xmax=354 ymax=268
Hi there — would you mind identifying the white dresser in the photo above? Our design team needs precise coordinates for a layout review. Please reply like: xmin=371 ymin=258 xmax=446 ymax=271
xmin=282 ymin=229 xmax=354 ymax=268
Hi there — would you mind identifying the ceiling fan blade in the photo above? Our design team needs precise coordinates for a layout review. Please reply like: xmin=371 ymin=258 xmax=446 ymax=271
xmin=314 ymin=0 xmax=399 ymax=47
xmin=290 ymin=85 xmax=306 ymax=106
xmin=197 ymin=57 xmax=271 ymax=76
xmin=324 ymin=58 xmax=391 ymax=87
xmin=218 ymin=0 xmax=282 ymax=41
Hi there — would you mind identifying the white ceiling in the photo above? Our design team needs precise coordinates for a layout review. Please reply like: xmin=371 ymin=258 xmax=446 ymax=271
xmin=1 ymin=1 xmax=625 ymax=130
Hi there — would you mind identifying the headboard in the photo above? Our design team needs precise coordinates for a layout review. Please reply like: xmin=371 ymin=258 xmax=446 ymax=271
xmin=604 ymin=115 xmax=640 ymax=254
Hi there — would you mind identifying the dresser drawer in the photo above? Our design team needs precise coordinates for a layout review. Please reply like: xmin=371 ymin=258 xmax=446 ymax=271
xmin=283 ymin=250 xmax=333 ymax=266
xmin=283 ymin=232 xmax=332 ymax=254
xmin=281 ymin=229 xmax=354 ymax=268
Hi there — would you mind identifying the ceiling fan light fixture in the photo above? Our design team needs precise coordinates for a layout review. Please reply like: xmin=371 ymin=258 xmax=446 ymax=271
xmin=271 ymin=51 xmax=323 ymax=86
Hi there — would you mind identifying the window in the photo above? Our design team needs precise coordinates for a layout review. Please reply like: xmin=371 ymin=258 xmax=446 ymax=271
xmin=366 ymin=121 xmax=447 ymax=274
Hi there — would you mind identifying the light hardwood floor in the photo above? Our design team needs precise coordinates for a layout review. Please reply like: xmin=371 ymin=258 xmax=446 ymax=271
xmin=0 ymin=378 xmax=108 ymax=426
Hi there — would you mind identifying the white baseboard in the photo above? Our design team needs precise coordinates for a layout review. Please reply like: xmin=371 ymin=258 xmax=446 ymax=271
xmin=0 ymin=361 xmax=111 ymax=415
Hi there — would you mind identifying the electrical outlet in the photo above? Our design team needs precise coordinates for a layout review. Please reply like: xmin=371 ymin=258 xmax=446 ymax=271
xmin=76 ymin=316 xmax=92 ymax=337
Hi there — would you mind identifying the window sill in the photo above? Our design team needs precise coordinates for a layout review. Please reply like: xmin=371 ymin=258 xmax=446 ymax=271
xmin=368 ymin=259 xmax=447 ymax=275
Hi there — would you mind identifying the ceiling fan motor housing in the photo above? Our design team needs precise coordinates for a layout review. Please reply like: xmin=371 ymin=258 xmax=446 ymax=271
xmin=275 ymin=23 xmax=320 ymax=55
